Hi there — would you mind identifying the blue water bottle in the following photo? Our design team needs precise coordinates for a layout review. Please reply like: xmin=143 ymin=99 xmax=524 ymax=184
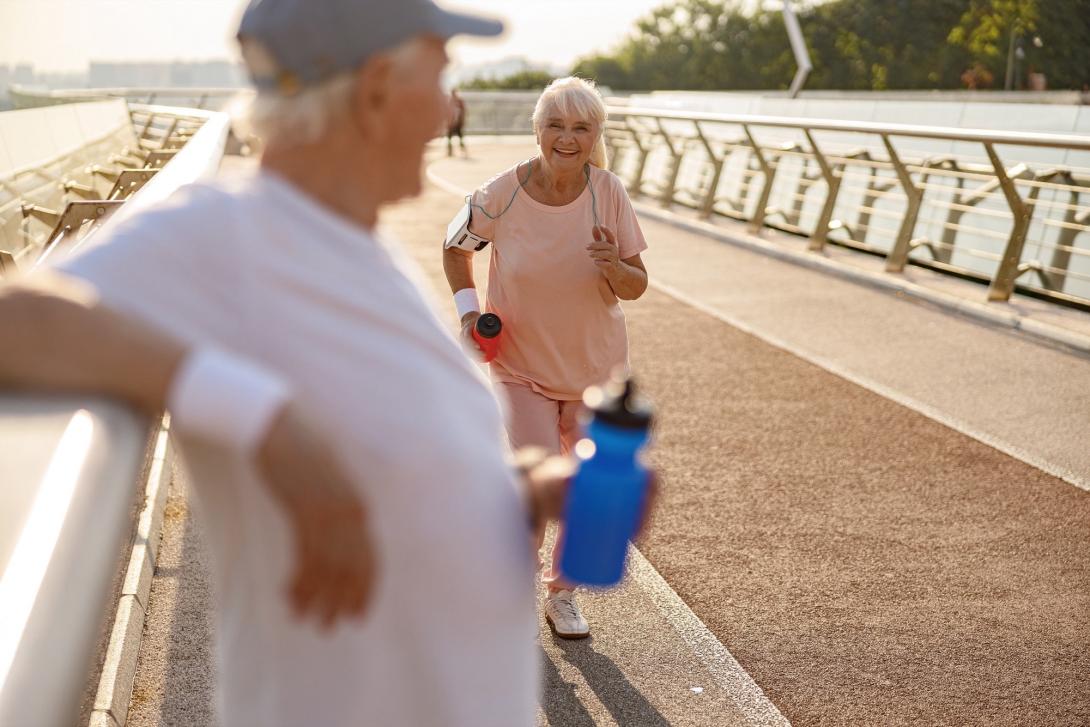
xmin=559 ymin=375 xmax=653 ymax=587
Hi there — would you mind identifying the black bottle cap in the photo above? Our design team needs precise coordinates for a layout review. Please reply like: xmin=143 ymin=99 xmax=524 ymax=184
xmin=475 ymin=313 xmax=502 ymax=339
xmin=583 ymin=375 xmax=653 ymax=430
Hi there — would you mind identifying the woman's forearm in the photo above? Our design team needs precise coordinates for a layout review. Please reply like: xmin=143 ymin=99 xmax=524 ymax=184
xmin=0 ymin=274 xmax=186 ymax=413
xmin=602 ymin=260 xmax=648 ymax=300
xmin=443 ymin=247 xmax=477 ymax=295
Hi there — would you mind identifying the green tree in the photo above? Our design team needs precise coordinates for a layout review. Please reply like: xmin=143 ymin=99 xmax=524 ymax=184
xmin=570 ymin=0 xmax=1090 ymax=91
xmin=948 ymin=0 xmax=1090 ymax=90
xmin=1032 ymin=0 xmax=1090 ymax=89
xmin=947 ymin=0 xmax=1038 ymax=87
xmin=803 ymin=0 xmax=967 ymax=90
xmin=461 ymin=70 xmax=556 ymax=91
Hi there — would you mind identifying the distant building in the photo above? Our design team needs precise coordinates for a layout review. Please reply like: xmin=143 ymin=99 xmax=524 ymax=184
xmin=0 ymin=60 xmax=248 ymax=112
xmin=13 ymin=64 xmax=34 ymax=85
xmin=88 ymin=60 xmax=246 ymax=88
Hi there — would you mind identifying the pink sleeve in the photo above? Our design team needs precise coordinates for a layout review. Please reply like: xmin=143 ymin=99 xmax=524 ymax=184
xmin=468 ymin=169 xmax=517 ymax=241
xmin=468 ymin=186 xmax=498 ymax=241
xmin=610 ymin=175 xmax=647 ymax=260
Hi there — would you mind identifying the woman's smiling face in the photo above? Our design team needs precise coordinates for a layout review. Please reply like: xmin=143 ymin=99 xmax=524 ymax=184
xmin=537 ymin=107 xmax=598 ymax=172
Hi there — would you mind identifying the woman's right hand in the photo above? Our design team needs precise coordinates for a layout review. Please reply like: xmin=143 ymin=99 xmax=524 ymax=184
xmin=460 ymin=311 xmax=483 ymax=360
xmin=257 ymin=402 xmax=377 ymax=629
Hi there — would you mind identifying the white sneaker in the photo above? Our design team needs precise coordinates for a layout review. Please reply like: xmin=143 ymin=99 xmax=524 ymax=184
xmin=544 ymin=589 xmax=590 ymax=639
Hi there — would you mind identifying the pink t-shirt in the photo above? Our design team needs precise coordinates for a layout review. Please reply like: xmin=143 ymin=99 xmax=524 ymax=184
xmin=469 ymin=163 xmax=648 ymax=400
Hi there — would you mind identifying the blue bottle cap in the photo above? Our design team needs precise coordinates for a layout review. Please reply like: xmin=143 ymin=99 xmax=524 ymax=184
xmin=584 ymin=376 xmax=653 ymax=430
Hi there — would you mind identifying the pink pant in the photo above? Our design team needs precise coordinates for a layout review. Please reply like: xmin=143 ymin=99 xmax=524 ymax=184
xmin=495 ymin=381 xmax=584 ymax=588
xmin=497 ymin=381 xmax=583 ymax=455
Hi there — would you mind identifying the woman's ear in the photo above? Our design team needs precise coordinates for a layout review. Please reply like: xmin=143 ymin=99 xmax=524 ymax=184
xmin=350 ymin=55 xmax=394 ymax=139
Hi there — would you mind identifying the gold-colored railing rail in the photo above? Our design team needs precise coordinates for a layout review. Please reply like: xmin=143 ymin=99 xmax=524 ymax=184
xmin=605 ymin=105 xmax=1090 ymax=307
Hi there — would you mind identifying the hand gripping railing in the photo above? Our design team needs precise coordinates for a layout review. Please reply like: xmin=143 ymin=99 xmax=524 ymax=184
xmin=605 ymin=106 xmax=1090 ymax=307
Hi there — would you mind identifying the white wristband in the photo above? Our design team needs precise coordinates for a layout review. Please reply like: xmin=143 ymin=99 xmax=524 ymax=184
xmin=453 ymin=287 xmax=480 ymax=319
xmin=168 ymin=348 xmax=291 ymax=453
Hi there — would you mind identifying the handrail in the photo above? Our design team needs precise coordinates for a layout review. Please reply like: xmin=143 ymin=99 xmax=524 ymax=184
xmin=610 ymin=106 xmax=1090 ymax=151
xmin=605 ymin=106 xmax=1090 ymax=307
xmin=0 ymin=397 xmax=146 ymax=727
xmin=0 ymin=103 xmax=229 ymax=725
xmin=10 ymin=85 xmax=245 ymax=111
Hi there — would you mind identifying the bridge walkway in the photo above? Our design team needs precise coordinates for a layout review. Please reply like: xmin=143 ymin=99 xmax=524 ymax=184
xmin=126 ymin=146 xmax=1089 ymax=726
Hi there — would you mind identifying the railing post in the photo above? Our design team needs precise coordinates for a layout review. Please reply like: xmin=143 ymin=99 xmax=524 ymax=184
xmin=936 ymin=162 xmax=964 ymax=265
xmin=804 ymin=130 xmax=842 ymax=252
xmin=742 ymin=125 xmax=774 ymax=233
xmin=787 ymin=147 xmax=815 ymax=227
xmin=984 ymin=143 xmax=1034 ymax=302
xmin=1046 ymin=182 xmax=1085 ymax=294
xmin=0 ymin=250 xmax=15 ymax=275
xmin=693 ymin=121 xmax=725 ymax=220
xmin=625 ymin=119 xmax=650 ymax=197
xmin=655 ymin=118 xmax=684 ymax=208
xmin=881 ymin=135 xmax=924 ymax=273
xmin=138 ymin=113 xmax=156 ymax=140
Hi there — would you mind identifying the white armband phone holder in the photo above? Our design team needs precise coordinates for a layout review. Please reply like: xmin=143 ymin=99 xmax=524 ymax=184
xmin=443 ymin=201 xmax=490 ymax=253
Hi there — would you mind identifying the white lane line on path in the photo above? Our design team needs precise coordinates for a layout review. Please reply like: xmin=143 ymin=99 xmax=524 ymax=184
xmin=430 ymin=165 xmax=1090 ymax=494
xmin=627 ymin=547 xmax=791 ymax=727
xmin=652 ymin=280 xmax=1090 ymax=495
xmin=428 ymin=165 xmax=791 ymax=727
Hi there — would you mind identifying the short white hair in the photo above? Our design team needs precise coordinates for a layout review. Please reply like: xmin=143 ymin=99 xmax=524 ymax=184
xmin=532 ymin=76 xmax=609 ymax=168
xmin=234 ymin=37 xmax=426 ymax=147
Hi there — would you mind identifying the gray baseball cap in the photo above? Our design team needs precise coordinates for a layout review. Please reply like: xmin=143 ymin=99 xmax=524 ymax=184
xmin=238 ymin=0 xmax=503 ymax=94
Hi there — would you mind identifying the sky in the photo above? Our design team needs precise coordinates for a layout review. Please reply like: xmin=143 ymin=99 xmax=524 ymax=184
xmin=0 ymin=0 xmax=685 ymax=73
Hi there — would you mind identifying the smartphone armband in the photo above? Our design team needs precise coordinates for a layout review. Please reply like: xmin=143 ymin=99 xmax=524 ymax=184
xmin=444 ymin=201 xmax=490 ymax=252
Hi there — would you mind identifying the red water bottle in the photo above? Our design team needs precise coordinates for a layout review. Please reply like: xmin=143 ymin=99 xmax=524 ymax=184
xmin=471 ymin=313 xmax=502 ymax=363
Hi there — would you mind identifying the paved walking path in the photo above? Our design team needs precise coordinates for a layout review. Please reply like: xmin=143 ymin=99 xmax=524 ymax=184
xmin=126 ymin=146 xmax=1090 ymax=726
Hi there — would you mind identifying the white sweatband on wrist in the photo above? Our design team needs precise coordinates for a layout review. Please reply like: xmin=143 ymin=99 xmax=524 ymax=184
xmin=168 ymin=348 xmax=291 ymax=453
xmin=453 ymin=288 xmax=481 ymax=319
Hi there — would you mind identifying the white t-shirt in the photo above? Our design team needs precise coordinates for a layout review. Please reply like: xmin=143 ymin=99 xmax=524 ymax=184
xmin=58 ymin=170 xmax=538 ymax=727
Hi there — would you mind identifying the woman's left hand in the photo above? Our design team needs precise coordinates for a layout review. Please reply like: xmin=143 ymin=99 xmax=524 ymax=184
xmin=514 ymin=446 xmax=660 ymax=557
xmin=586 ymin=225 xmax=621 ymax=272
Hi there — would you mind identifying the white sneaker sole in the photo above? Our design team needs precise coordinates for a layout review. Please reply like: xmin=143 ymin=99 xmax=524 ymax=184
xmin=545 ymin=612 xmax=590 ymax=640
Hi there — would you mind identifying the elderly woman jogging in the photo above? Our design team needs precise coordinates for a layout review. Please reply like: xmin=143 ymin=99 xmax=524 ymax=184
xmin=443 ymin=77 xmax=649 ymax=639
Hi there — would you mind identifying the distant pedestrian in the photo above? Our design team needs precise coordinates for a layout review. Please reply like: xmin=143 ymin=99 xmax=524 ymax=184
xmin=443 ymin=76 xmax=650 ymax=639
xmin=448 ymin=88 xmax=467 ymax=156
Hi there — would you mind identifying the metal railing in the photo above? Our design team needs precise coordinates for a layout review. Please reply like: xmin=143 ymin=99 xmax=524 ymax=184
xmin=0 ymin=102 xmax=228 ymax=725
xmin=457 ymin=91 xmax=538 ymax=135
xmin=605 ymin=106 xmax=1090 ymax=307
xmin=2 ymin=103 xmax=227 ymax=272
xmin=0 ymin=397 xmax=147 ymax=727
xmin=10 ymin=85 xmax=244 ymax=112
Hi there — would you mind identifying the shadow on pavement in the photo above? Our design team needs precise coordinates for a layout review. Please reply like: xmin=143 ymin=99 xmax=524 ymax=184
xmin=551 ymin=637 xmax=670 ymax=727
xmin=540 ymin=645 xmax=597 ymax=727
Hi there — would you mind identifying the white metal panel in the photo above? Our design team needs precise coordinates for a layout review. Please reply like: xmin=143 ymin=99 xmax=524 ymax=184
xmin=73 ymin=99 xmax=134 ymax=145
xmin=42 ymin=104 xmax=87 ymax=161
xmin=0 ymin=108 xmax=61 ymax=176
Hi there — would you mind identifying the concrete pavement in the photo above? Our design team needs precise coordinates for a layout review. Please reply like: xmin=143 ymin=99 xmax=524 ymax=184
xmin=122 ymin=146 xmax=1090 ymax=726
